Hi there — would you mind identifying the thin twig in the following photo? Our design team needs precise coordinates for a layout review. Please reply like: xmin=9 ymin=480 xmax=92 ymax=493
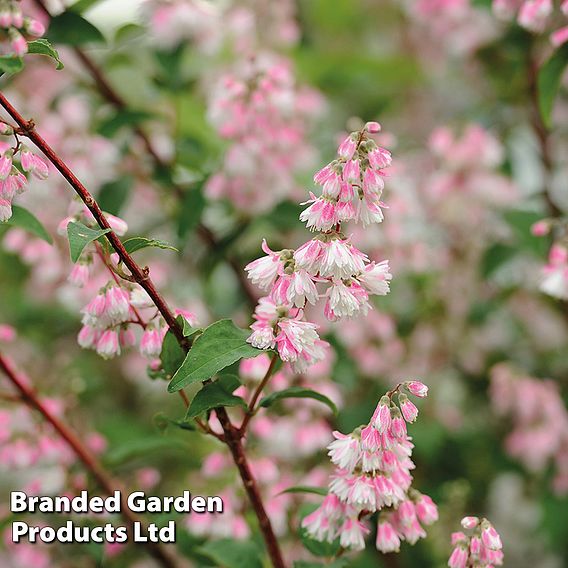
xmin=0 ymin=353 xmax=183 ymax=568
xmin=239 ymin=353 xmax=278 ymax=435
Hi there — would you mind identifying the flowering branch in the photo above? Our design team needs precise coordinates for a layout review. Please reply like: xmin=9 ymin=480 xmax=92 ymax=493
xmin=0 ymin=352 xmax=183 ymax=568
xmin=31 ymin=0 xmax=256 ymax=306
xmin=0 ymin=91 xmax=285 ymax=568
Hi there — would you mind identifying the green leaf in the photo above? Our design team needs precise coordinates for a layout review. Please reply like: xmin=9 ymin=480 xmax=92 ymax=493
xmin=161 ymin=316 xmax=202 ymax=376
xmin=98 ymin=110 xmax=155 ymax=138
xmin=537 ymin=43 xmax=568 ymax=129
xmin=114 ymin=23 xmax=145 ymax=43
xmin=279 ymin=486 xmax=328 ymax=497
xmin=186 ymin=375 xmax=245 ymax=419
xmin=97 ymin=177 xmax=133 ymax=215
xmin=259 ymin=387 xmax=338 ymax=415
xmin=123 ymin=237 xmax=178 ymax=255
xmin=0 ymin=55 xmax=23 ymax=75
xmin=47 ymin=11 xmax=105 ymax=45
xmin=177 ymin=181 xmax=206 ymax=240
xmin=27 ymin=39 xmax=64 ymax=70
xmin=4 ymin=205 xmax=52 ymax=244
xmin=67 ymin=221 xmax=110 ymax=262
xmin=168 ymin=319 xmax=262 ymax=393
xmin=503 ymin=209 xmax=549 ymax=257
xmin=481 ymin=243 xmax=517 ymax=278
xmin=104 ymin=436 xmax=189 ymax=465
xmin=70 ymin=0 xmax=105 ymax=13
xmin=154 ymin=412 xmax=196 ymax=433
xmin=196 ymin=539 xmax=263 ymax=568
xmin=160 ymin=331 xmax=187 ymax=377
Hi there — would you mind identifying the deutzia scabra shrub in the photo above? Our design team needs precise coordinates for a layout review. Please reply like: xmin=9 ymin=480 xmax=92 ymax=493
xmin=2 ymin=1 xmax=568 ymax=567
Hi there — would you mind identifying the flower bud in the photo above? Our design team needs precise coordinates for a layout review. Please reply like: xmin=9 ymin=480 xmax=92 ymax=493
xmin=461 ymin=516 xmax=480 ymax=530
xmin=404 ymin=380 xmax=428 ymax=398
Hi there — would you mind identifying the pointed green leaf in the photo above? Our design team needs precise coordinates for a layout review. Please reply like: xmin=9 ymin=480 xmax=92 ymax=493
xmin=4 ymin=205 xmax=52 ymax=244
xmin=123 ymin=237 xmax=178 ymax=255
xmin=67 ymin=221 xmax=110 ymax=262
xmin=47 ymin=11 xmax=105 ymax=45
xmin=98 ymin=110 xmax=155 ymax=138
xmin=185 ymin=375 xmax=245 ymax=419
xmin=279 ymin=486 xmax=328 ymax=497
xmin=161 ymin=316 xmax=202 ymax=376
xmin=168 ymin=319 xmax=263 ymax=392
xmin=259 ymin=387 xmax=338 ymax=415
xmin=537 ymin=43 xmax=568 ymax=129
xmin=0 ymin=55 xmax=23 ymax=75
xmin=27 ymin=39 xmax=64 ymax=70
xmin=178 ymin=181 xmax=206 ymax=239
xmin=97 ymin=176 xmax=133 ymax=215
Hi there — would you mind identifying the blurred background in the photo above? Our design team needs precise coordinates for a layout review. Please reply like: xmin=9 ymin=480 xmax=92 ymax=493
xmin=0 ymin=0 xmax=567 ymax=566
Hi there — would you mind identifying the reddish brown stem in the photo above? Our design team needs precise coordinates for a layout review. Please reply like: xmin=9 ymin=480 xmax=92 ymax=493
xmin=0 ymin=353 xmax=182 ymax=568
xmin=0 ymin=92 xmax=285 ymax=567
xmin=216 ymin=410 xmax=285 ymax=568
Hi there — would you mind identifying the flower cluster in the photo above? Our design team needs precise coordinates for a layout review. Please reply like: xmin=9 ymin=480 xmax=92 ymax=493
xmin=490 ymin=363 xmax=568 ymax=494
xmin=449 ymin=516 xmax=503 ymax=568
xmin=407 ymin=0 xmax=497 ymax=56
xmin=143 ymin=0 xmax=222 ymax=53
xmin=206 ymin=56 xmax=323 ymax=212
xmin=0 ymin=0 xmax=45 ymax=56
xmin=302 ymin=381 xmax=437 ymax=553
xmin=0 ymin=132 xmax=49 ymax=222
xmin=493 ymin=0 xmax=568 ymax=45
xmin=246 ymin=122 xmax=393 ymax=371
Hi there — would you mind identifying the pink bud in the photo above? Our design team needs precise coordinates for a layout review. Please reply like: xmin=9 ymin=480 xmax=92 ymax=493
xmin=0 ymin=10 xmax=12 ymax=28
xmin=0 ymin=152 xmax=13 ymax=180
xmin=375 ymin=520 xmax=400 ymax=553
xmin=451 ymin=531 xmax=467 ymax=546
xmin=0 ymin=324 xmax=16 ymax=342
xmin=26 ymin=19 xmax=46 ymax=37
xmin=105 ymin=213 xmax=128 ymax=236
xmin=140 ymin=327 xmax=164 ymax=359
xmin=531 ymin=220 xmax=550 ymax=236
xmin=0 ymin=198 xmax=13 ymax=221
xmin=399 ymin=394 xmax=418 ymax=423
xmin=365 ymin=121 xmax=381 ymax=133
xmin=342 ymin=159 xmax=360 ymax=182
xmin=448 ymin=546 xmax=468 ymax=568
xmin=119 ymin=327 xmax=136 ymax=348
xmin=415 ymin=494 xmax=438 ymax=525
xmin=470 ymin=535 xmax=481 ymax=555
xmin=404 ymin=380 xmax=428 ymax=398
xmin=10 ymin=32 xmax=28 ymax=56
xmin=373 ymin=395 xmax=392 ymax=433
xmin=68 ymin=263 xmax=90 ymax=288
xmin=397 ymin=500 xmax=416 ymax=526
xmin=461 ymin=516 xmax=480 ymax=530
xmin=77 ymin=325 xmax=98 ymax=349
xmin=551 ymin=26 xmax=568 ymax=48
xmin=338 ymin=135 xmax=357 ymax=160
xmin=96 ymin=329 xmax=120 ymax=359
xmin=481 ymin=522 xmax=502 ymax=550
